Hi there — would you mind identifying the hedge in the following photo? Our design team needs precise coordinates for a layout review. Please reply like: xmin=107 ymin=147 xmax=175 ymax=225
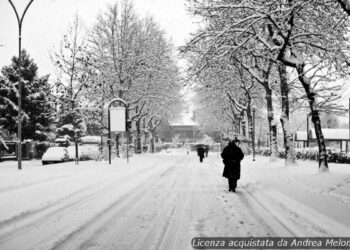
xmin=255 ymin=147 xmax=350 ymax=164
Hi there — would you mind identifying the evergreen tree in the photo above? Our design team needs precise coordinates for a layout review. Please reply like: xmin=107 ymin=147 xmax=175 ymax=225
xmin=0 ymin=76 xmax=18 ymax=147
xmin=0 ymin=50 xmax=54 ymax=141
xmin=0 ymin=76 xmax=19 ymax=134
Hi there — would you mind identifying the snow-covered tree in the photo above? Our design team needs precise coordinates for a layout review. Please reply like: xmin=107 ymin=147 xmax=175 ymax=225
xmin=52 ymin=15 xmax=93 ymax=138
xmin=264 ymin=0 xmax=349 ymax=170
xmin=0 ymin=76 xmax=17 ymax=147
xmin=88 ymin=0 xmax=183 ymax=153
xmin=184 ymin=0 xmax=350 ymax=169
xmin=0 ymin=76 xmax=18 ymax=135
xmin=1 ymin=50 xmax=54 ymax=141
xmin=183 ymin=3 xmax=280 ymax=159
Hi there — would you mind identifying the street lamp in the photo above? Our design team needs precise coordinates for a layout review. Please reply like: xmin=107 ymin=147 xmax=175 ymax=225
xmin=8 ymin=0 xmax=34 ymax=170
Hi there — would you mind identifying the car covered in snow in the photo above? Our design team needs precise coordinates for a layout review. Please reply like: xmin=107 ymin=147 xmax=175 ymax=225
xmin=42 ymin=147 xmax=69 ymax=165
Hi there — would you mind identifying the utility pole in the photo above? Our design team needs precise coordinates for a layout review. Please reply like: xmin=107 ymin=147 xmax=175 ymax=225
xmin=8 ymin=0 xmax=35 ymax=170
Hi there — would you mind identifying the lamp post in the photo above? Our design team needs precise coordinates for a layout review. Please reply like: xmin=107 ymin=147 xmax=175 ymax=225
xmin=8 ymin=0 xmax=34 ymax=170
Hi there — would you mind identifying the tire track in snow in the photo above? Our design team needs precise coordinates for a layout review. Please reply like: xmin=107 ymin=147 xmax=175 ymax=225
xmin=67 ymin=156 xmax=192 ymax=250
xmin=49 ymin=164 xmax=180 ymax=250
xmin=0 ymin=159 xmax=168 ymax=249
xmin=325 ymin=176 xmax=350 ymax=192
xmin=133 ymin=162 xmax=189 ymax=250
xmin=69 ymin=154 xmax=196 ymax=250
xmin=187 ymin=155 xmax=350 ymax=238
xmin=283 ymin=176 xmax=350 ymax=205
xmin=0 ymin=173 xmax=124 ymax=228
xmin=0 ymin=177 xmax=112 ymax=228
xmin=155 ymin=159 xmax=192 ymax=250
xmin=252 ymin=188 xmax=350 ymax=236
xmin=205 ymin=156 xmax=297 ymax=237
xmin=59 ymin=155 xmax=194 ymax=249
xmin=202 ymin=159 xmax=279 ymax=237
xmin=238 ymin=188 xmax=298 ymax=237
xmin=0 ymin=159 xmax=167 ymax=230
xmin=0 ymin=174 xmax=73 ymax=194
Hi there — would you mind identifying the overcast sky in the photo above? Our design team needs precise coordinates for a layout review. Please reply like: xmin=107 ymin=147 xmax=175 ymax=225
xmin=0 ymin=0 xmax=197 ymax=76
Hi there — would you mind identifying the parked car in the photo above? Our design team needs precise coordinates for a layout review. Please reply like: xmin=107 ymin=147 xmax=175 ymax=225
xmin=54 ymin=137 xmax=72 ymax=147
xmin=42 ymin=147 xmax=69 ymax=165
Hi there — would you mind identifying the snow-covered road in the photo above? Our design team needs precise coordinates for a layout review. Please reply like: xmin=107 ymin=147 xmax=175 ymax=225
xmin=0 ymin=150 xmax=350 ymax=249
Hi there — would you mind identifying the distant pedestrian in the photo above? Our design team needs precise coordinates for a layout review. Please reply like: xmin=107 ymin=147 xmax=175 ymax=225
xmin=204 ymin=145 xmax=209 ymax=158
xmin=221 ymin=139 xmax=244 ymax=192
xmin=196 ymin=145 xmax=205 ymax=163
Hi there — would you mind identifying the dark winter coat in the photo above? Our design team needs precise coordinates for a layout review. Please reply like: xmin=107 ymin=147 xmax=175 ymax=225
xmin=221 ymin=142 xmax=244 ymax=179
xmin=197 ymin=147 xmax=205 ymax=158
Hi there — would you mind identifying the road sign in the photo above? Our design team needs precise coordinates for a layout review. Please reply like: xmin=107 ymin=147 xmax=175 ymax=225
xmin=110 ymin=107 xmax=126 ymax=132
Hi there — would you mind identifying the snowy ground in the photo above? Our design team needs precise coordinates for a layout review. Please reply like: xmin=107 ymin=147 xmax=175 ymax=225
xmin=0 ymin=149 xmax=350 ymax=249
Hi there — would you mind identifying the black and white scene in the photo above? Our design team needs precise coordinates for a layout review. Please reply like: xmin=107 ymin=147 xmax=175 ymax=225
xmin=1 ymin=0 xmax=350 ymax=249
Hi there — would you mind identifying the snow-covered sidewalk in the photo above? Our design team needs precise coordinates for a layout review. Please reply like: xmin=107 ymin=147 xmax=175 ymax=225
xmin=238 ymin=156 xmax=350 ymax=237
xmin=0 ymin=152 xmax=349 ymax=249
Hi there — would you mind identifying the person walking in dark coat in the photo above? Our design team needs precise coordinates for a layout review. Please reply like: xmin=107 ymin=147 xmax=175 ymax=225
xmin=221 ymin=139 xmax=244 ymax=192
xmin=196 ymin=145 xmax=205 ymax=163
xmin=204 ymin=145 xmax=209 ymax=158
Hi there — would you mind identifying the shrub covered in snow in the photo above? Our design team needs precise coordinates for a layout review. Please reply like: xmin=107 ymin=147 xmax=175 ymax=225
xmin=256 ymin=146 xmax=350 ymax=164
xmin=256 ymin=148 xmax=271 ymax=156
xmin=80 ymin=136 xmax=101 ymax=144
xmin=34 ymin=141 xmax=55 ymax=158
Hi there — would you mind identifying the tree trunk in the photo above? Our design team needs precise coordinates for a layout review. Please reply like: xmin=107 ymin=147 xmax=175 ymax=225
xmin=135 ymin=119 xmax=142 ymax=154
xmin=150 ymin=132 xmax=155 ymax=153
xmin=269 ymin=7 xmax=328 ymax=170
xmin=242 ymin=111 xmax=247 ymax=137
xmin=144 ymin=130 xmax=149 ymax=152
xmin=278 ymin=64 xmax=296 ymax=165
xmin=246 ymin=104 xmax=252 ymax=155
xmin=296 ymin=64 xmax=328 ymax=171
xmin=264 ymin=87 xmax=278 ymax=159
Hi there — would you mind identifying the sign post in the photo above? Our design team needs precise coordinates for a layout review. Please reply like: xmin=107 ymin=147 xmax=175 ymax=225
xmin=108 ymin=98 xmax=128 ymax=165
